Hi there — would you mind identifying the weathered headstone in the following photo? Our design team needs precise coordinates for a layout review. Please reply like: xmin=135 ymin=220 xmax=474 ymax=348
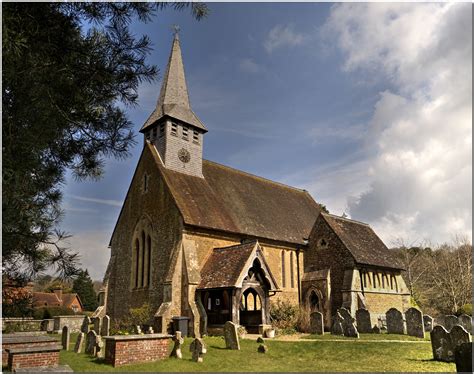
xmin=256 ymin=337 xmax=264 ymax=343
xmin=170 ymin=331 xmax=184 ymax=359
xmin=81 ymin=316 xmax=91 ymax=333
xmin=338 ymin=308 xmax=359 ymax=338
xmin=331 ymin=312 xmax=344 ymax=335
xmin=406 ymin=308 xmax=424 ymax=338
xmin=458 ymin=314 xmax=472 ymax=333
xmin=431 ymin=325 xmax=451 ymax=362
xmin=93 ymin=317 xmax=102 ymax=335
xmin=455 ymin=342 xmax=472 ymax=373
xmin=95 ymin=335 xmax=104 ymax=358
xmin=445 ymin=315 xmax=459 ymax=332
xmin=309 ymin=311 xmax=324 ymax=335
xmin=257 ymin=344 xmax=268 ymax=353
xmin=338 ymin=308 xmax=352 ymax=324
xmin=223 ymin=321 xmax=240 ymax=350
xmin=190 ymin=338 xmax=206 ymax=363
xmin=423 ymin=315 xmax=434 ymax=332
xmin=450 ymin=325 xmax=470 ymax=351
xmin=386 ymin=308 xmax=404 ymax=334
xmin=85 ymin=330 xmax=98 ymax=356
xmin=101 ymin=315 xmax=110 ymax=336
xmin=372 ymin=325 xmax=381 ymax=334
xmin=62 ymin=326 xmax=70 ymax=351
xmin=74 ymin=332 xmax=84 ymax=353
xmin=355 ymin=309 xmax=372 ymax=333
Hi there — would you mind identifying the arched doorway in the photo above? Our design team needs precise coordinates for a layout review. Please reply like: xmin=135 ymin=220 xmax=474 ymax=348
xmin=309 ymin=290 xmax=320 ymax=312
xmin=240 ymin=288 xmax=263 ymax=327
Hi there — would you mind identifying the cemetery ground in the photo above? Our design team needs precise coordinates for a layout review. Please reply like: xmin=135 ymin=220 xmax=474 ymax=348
xmin=58 ymin=333 xmax=455 ymax=372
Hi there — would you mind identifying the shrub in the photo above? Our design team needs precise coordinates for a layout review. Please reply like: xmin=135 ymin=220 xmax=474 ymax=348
xmin=296 ymin=304 xmax=311 ymax=333
xmin=270 ymin=299 xmax=299 ymax=334
xmin=458 ymin=304 xmax=472 ymax=316
xmin=110 ymin=303 xmax=152 ymax=335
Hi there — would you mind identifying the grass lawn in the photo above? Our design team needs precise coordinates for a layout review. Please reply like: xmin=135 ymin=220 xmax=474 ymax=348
xmin=60 ymin=333 xmax=455 ymax=372
xmin=302 ymin=332 xmax=431 ymax=341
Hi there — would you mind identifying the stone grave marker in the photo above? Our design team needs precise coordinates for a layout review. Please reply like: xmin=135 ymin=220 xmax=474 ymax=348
xmin=431 ymin=325 xmax=451 ymax=362
xmin=256 ymin=337 xmax=264 ymax=343
xmin=62 ymin=326 xmax=70 ymax=351
xmin=170 ymin=331 xmax=184 ymax=359
xmin=444 ymin=315 xmax=458 ymax=332
xmin=338 ymin=308 xmax=359 ymax=338
xmin=146 ymin=326 xmax=154 ymax=334
xmin=331 ymin=312 xmax=344 ymax=335
xmin=135 ymin=325 xmax=142 ymax=334
xmin=190 ymin=338 xmax=206 ymax=363
xmin=74 ymin=332 xmax=85 ymax=353
xmin=257 ymin=344 xmax=268 ymax=353
xmin=458 ymin=314 xmax=472 ymax=333
xmin=101 ymin=315 xmax=110 ymax=336
xmin=386 ymin=308 xmax=404 ymax=334
xmin=81 ymin=316 xmax=91 ymax=333
xmin=455 ymin=342 xmax=472 ymax=373
xmin=355 ymin=309 xmax=372 ymax=333
xmin=309 ymin=311 xmax=324 ymax=335
xmin=93 ymin=317 xmax=102 ymax=335
xmin=223 ymin=321 xmax=240 ymax=350
xmin=95 ymin=335 xmax=104 ymax=358
xmin=372 ymin=325 xmax=381 ymax=334
xmin=85 ymin=330 xmax=98 ymax=356
xmin=450 ymin=325 xmax=470 ymax=351
xmin=406 ymin=308 xmax=424 ymax=338
xmin=423 ymin=315 xmax=434 ymax=332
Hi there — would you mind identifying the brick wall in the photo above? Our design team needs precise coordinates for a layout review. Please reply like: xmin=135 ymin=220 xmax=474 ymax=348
xmin=2 ymin=335 xmax=59 ymax=366
xmin=104 ymin=335 xmax=171 ymax=367
xmin=7 ymin=347 xmax=60 ymax=371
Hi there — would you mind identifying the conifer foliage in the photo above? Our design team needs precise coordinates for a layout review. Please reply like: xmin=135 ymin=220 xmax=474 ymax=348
xmin=72 ymin=269 xmax=98 ymax=312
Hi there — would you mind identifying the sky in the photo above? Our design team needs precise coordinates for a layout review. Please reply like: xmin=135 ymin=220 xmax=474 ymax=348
xmin=61 ymin=3 xmax=472 ymax=280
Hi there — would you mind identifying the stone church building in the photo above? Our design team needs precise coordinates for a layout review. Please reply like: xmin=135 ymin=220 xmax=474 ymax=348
xmin=101 ymin=34 xmax=410 ymax=336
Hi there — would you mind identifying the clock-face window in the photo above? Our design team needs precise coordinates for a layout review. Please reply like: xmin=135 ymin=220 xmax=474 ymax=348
xmin=178 ymin=148 xmax=191 ymax=163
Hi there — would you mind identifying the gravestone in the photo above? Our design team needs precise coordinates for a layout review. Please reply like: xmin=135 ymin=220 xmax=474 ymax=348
xmin=74 ymin=332 xmax=84 ymax=353
xmin=101 ymin=315 xmax=110 ymax=336
xmin=81 ymin=316 xmax=91 ymax=333
xmin=93 ymin=317 xmax=102 ymax=335
xmin=257 ymin=344 xmax=268 ymax=353
xmin=170 ymin=331 xmax=184 ymax=359
xmin=85 ymin=330 xmax=98 ymax=356
xmin=135 ymin=325 xmax=142 ymax=334
xmin=455 ymin=342 xmax=472 ymax=373
xmin=355 ymin=309 xmax=372 ymax=333
xmin=338 ymin=308 xmax=352 ymax=325
xmin=223 ymin=321 xmax=240 ymax=350
xmin=95 ymin=335 xmax=104 ymax=358
xmin=338 ymin=308 xmax=359 ymax=338
xmin=386 ymin=308 xmax=404 ymax=334
xmin=190 ymin=338 xmax=207 ymax=363
xmin=309 ymin=312 xmax=324 ymax=335
xmin=256 ymin=337 xmax=264 ymax=343
xmin=331 ymin=312 xmax=344 ymax=335
xmin=423 ymin=315 xmax=434 ymax=332
xmin=405 ymin=308 xmax=424 ymax=338
xmin=372 ymin=325 xmax=381 ymax=334
xmin=62 ymin=326 xmax=70 ymax=351
xmin=431 ymin=325 xmax=451 ymax=362
xmin=444 ymin=315 xmax=458 ymax=331
xmin=458 ymin=314 xmax=472 ymax=333
xmin=450 ymin=325 xmax=470 ymax=351
xmin=146 ymin=326 xmax=154 ymax=334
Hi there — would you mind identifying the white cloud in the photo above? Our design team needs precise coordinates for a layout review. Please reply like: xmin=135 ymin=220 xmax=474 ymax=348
xmin=239 ymin=58 xmax=264 ymax=74
xmin=264 ymin=24 xmax=306 ymax=53
xmin=69 ymin=194 xmax=123 ymax=207
xmin=322 ymin=3 xmax=472 ymax=244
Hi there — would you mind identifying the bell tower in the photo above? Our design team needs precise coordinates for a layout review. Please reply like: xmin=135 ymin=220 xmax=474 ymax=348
xmin=140 ymin=31 xmax=207 ymax=178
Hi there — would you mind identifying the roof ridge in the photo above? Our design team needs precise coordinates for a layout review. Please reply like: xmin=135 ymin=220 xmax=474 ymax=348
xmin=214 ymin=241 xmax=258 ymax=251
xmin=322 ymin=212 xmax=370 ymax=227
xmin=203 ymin=159 xmax=308 ymax=194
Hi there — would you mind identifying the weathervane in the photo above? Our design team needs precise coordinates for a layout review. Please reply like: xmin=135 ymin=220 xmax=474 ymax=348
xmin=172 ymin=24 xmax=181 ymax=37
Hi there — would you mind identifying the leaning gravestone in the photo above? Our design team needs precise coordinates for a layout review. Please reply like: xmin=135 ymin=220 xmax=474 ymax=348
xmin=406 ymin=308 xmax=424 ymax=338
xmin=458 ymin=314 xmax=472 ymax=333
xmin=81 ymin=316 xmax=91 ymax=333
xmin=93 ymin=317 xmax=102 ymax=335
xmin=223 ymin=321 xmax=240 ymax=350
xmin=423 ymin=315 xmax=434 ymax=332
xmin=455 ymin=342 xmax=472 ymax=373
xmin=74 ymin=332 xmax=84 ymax=353
xmin=62 ymin=326 xmax=70 ymax=351
xmin=101 ymin=315 xmax=110 ymax=336
xmin=170 ymin=331 xmax=184 ymax=359
xmin=386 ymin=308 xmax=404 ymax=334
xmin=431 ymin=325 xmax=451 ymax=362
xmin=309 ymin=312 xmax=324 ymax=335
xmin=331 ymin=312 xmax=344 ymax=335
xmin=85 ymin=330 xmax=98 ymax=356
xmin=190 ymin=338 xmax=207 ymax=363
xmin=444 ymin=315 xmax=458 ymax=332
xmin=338 ymin=308 xmax=359 ymax=338
xmin=355 ymin=309 xmax=372 ymax=333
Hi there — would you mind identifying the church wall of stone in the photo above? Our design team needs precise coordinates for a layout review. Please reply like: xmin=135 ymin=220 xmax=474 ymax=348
xmin=106 ymin=146 xmax=184 ymax=323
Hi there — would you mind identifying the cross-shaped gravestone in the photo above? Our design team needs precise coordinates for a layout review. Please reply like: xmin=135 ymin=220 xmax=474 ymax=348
xmin=190 ymin=338 xmax=207 ymax=363
xmin=62 ymin=326 xmax=70 ymax=351
xmin=74 ymin=332 xmax=84 ymax=353
xmin=170 ymin=331 xmax=184 ymax=359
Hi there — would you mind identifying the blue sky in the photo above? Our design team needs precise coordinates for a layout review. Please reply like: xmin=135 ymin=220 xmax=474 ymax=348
xmin=61 ymin=3 xmax=472 ymax=279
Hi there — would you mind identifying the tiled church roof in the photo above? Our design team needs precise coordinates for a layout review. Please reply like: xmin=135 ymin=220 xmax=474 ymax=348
xmin=321 ymin=213 xmax=404 ymax=270
xmin=150 ymin=144 xmax=321 ymax=245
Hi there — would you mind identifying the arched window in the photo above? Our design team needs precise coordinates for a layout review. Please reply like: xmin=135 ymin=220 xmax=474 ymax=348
xmin=281 ymin=251 xmax=286 ymax=288
xmin=373 ymin=273 xmax=378 ymax=288
xmin=309 ymin=291 xmax=319 ymax=311
xmin=140 ymin=231 xmax=145 ymax=287
xmin=147 ymin=235 xmax=152 ymax=286
xmin=134 ymin=239 xmax=140 ymax=288
xmin=290 ymin=252 xmax=295 ymax=288
xmin=255 ymin=294 xmax=261 ymax=310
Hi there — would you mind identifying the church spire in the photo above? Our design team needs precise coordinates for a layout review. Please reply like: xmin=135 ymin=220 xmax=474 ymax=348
xmin=140 ymin=31 xmax=207 ymax=133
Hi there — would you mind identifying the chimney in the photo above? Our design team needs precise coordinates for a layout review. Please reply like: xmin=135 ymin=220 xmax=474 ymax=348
xmin=53 ymin=287 xmax=62 ymax=301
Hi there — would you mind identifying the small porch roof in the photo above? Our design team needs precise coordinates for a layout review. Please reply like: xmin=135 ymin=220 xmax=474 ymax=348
xmin=198 ymin=241 xmax=279 ymax=291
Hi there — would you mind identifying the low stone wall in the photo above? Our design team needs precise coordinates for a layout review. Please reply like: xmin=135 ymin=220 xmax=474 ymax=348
xmin=2 ymin=334 xmax=60 ymax=366
xmin=104 ymin=334 xmax=172 ymax=367
xmin=7 ymin=345 xmax=61 ymax=371
xmin=53 ymin=315 xmax=85 ymax=333
xmin=1 ymin=318 xmax=43 ymax=333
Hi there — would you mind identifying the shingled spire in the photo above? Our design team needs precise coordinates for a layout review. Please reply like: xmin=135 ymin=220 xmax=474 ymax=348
xmin=140 ymin=32 xmax=207 ymax=133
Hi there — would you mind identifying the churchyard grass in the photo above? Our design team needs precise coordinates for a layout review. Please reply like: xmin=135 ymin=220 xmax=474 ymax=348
xmin=60 ymin=334 xmax=454 ymax=372
xmin=303 ymin=332 xmax=431 ymax=341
